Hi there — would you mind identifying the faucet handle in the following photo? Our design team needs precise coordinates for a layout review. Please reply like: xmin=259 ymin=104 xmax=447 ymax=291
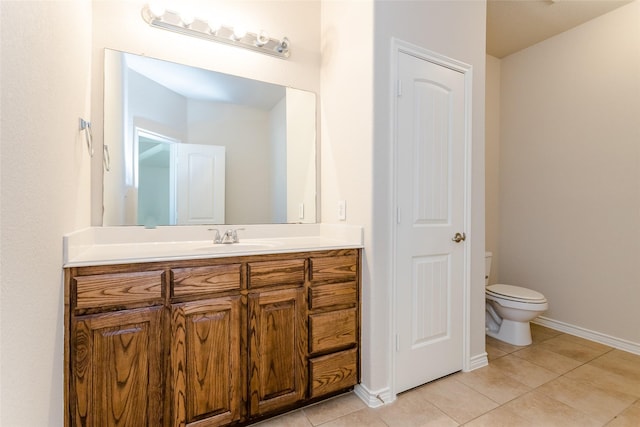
xmin=208 ymin=228 xmax=222 ymax=244
xmin=231 ymin=228 xmax=245 ymax=243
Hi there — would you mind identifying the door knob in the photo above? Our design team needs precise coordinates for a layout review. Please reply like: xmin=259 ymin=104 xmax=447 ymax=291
xmin=452 ymin=232 xmax=466 ymax=243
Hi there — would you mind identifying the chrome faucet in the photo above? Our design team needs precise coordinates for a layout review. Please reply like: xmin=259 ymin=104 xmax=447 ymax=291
xmin=209 ymin=228 xmax=244 ymax=244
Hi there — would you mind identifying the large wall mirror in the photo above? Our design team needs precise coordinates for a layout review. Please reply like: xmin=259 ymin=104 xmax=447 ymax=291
xmin=102 ymin=49 xmax=317 ymax=226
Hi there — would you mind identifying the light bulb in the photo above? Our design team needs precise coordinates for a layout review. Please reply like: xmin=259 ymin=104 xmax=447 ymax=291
xmin=148 ymin=3 xmax=166 ymax=18
xmin=277 ymin=37 xmax=290 ymax=54
xmin=255 ymin=30 xmax=269 ymax=47
xmin=207 ymin=20 xmax=221 ymax=34
xmin=232 ymin=26 xmax=247 ymax=41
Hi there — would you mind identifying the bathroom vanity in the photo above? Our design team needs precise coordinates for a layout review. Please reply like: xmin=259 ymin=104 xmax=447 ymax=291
xmin=63 ymin=226 xmax=362 ymax=426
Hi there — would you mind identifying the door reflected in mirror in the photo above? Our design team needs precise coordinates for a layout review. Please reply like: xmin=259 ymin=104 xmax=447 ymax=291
xmin=102 ymin=49 xmax=316 ymax=226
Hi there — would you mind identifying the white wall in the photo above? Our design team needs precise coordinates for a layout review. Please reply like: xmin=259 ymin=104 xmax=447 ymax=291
xmin=188 ymin=100 xmax=272 ymax=223
xmin=0 ymin=1 xmax=93 ymax=424
xmin=270 ymin=96 xmax=287 ymax=222
xmin=286 ymin=88 xmax=317 ymax=223
xmin=321 ymin=0 xmax=487 ymax=399
xmin=499 ymin=1 xmax=640 ymax=345
xmin=485 ymin=55 xmax=501 ymax=284
xmin=320 ymin=0 xmax=376 ymax=392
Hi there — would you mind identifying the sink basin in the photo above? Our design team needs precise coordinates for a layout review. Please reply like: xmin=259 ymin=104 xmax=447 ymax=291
xmin=195 ymin=240 xmax=281 ymax=252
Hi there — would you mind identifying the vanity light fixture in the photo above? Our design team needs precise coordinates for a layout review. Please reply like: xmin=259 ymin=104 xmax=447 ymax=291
xmin=141 ymin=4 xmax=291 ymax=59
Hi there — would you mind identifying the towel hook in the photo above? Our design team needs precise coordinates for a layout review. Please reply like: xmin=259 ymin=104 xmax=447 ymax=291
xmin=79 ymin=118 xmax=93 ymax=157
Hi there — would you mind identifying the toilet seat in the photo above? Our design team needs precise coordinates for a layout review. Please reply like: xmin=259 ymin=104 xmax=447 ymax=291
xmin=486 ymin=284 xmax=547 ymax=304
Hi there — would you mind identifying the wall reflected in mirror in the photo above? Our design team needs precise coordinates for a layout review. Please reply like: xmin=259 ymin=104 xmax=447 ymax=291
xmin=102 ymin=49 xmax=317 ymax=226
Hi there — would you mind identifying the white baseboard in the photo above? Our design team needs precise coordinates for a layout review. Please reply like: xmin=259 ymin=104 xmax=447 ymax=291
xmin=354 ymin=383 xmax=395 ymax=408
xmin=466 ymin=352 xmax=489 ymax=371
xmin=534 ymin=316 xmax=640 ymax=355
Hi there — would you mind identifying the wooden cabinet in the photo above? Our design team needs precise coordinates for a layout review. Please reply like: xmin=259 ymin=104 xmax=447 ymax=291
xmin=65 ymin=249 xmax=360 ymax=427
xmin=308 ymin=253 xmax=360 ymax=398
xmin=68 ymin=269 xmax=165 ymax=427
xmin=248 ymin=287 xmax=307 ymax=416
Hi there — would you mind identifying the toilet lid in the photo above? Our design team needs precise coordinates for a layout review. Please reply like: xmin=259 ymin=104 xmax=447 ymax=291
xmin=486 ymin=284 xmax=546 ymax=302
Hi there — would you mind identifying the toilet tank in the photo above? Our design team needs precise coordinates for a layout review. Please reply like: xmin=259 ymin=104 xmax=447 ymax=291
xmin=485 ymin=252 xmax=492 ymax=286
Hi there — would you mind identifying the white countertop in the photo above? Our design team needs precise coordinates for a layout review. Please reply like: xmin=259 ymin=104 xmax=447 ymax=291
xmin=63 ymin=224 xmax=363 ymax=267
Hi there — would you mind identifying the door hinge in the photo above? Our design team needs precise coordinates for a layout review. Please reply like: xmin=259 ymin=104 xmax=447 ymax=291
xmin=397 ymin=79 xmax=402 ymax=97
xmin=396 ymin=207 xmax=401 ymax=224
xmin=395 ymin=333 xmax=400 ymax=351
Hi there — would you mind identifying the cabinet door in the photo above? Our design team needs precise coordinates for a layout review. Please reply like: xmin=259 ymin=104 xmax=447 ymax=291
xmin=71 ymin=307 xmax=163 ymax=427
xmin=171 ymin=296 xmax=242 ymax=427
xmin=248 ymin=287 xmax=307 ymax=416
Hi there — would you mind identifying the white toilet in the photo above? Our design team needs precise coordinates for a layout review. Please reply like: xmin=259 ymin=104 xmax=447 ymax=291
xmin=485 ymin=252 xmax=548 ymax=346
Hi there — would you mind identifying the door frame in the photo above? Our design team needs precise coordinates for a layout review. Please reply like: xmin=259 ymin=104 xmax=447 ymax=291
xmin=389 ymin=38 xmax=474 ymax=399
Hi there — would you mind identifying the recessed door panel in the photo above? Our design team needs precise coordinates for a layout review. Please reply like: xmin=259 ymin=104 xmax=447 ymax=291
xmin=413 ymin=81 xmax=452 ymax=225
xmin=395 ymin=50 xmax=468 ymax=393
xmin=412 ymin=255 xmax=450 ymax=348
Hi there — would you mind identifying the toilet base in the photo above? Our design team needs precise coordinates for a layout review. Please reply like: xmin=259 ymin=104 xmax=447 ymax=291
xmin=486 ymin=319 xmax=532 ymax=346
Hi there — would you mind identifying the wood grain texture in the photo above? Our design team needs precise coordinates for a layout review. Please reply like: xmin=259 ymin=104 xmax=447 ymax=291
xmin=75 ymin=271 xmax=163 ymax=311
xmin=171 ymin=297 xmax=242 ymax=427
xmin=66 ymin=249 xmax=361 ymax=426
xmin=248 ymin=287 xmax=307 ymax=416
xmin=172 ymin=264 xmax=241 ymax=297
xmin=309 ymin=281 xmax=357 ymax=310
xmin=247 ymin=259 xmax=305 ymax=289
xmin=309 ymin=308 xmax=357 ymax=354
xmin=309 ymin=348 xmax=358 ymax=398
xmin=310 ymin=255 xmax=357 ymax=283
xmin=71 ymin=307 xmax=163 ymax=427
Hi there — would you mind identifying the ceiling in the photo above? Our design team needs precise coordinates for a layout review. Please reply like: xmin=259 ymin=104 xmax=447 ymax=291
xmin=486 ymin=0 xmax=633 ymax=58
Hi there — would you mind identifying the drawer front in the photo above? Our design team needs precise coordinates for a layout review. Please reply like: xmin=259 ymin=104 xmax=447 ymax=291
xmin=309 ymin=308 xmax=357 ymax=354
xmin=309 ymin=348 xmax=358 ymax=398
xmin=172 ymin=264 xmax=241 ymax=297
xmin=247 ymin=259 xmax=305 ymax=289
xmin=310 ymin=255 xmax=357 ymax=283
xmin=75 ymin=271 xmax=163 ymax=310
xmin=309 ymin=281 xmax=357 ymax=310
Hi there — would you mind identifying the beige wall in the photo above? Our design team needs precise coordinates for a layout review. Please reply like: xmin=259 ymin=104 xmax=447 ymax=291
xmin=0 ymin=1 xmax=93 ymax=424
xmin=485 ymin=55 xmax=501 ymax=284
xmin=498 ymin=1 xmax=640 ymax=344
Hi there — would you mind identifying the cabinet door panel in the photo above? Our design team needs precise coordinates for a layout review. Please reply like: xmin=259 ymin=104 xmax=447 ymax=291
xmin=309 ymin=308 xmax=357 ymax=354
xmin=72 ymin=307 xmax=163 ymax=427
xmin=309 ymin=281 xmax=357 ymax=310
xmin=248 ymin=288 xmax=307 ymax=416
xmin=75 ymin=271 xmax=163 ymax=311
xmin=310 ymin=255 xmax=357 ymax=283
xmin=309 ymin=348 xmax=358 ymax=398
xmin=172 ymin=264 xmax=241 ymax=297
xmin=172 ymin=297 xmax=242 ymax=426
xmin=247 ymin=259 xmax=305 ymax=289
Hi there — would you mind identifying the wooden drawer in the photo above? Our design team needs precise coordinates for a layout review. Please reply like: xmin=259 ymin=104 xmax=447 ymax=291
xmin=310 ymin=255 xmax=357 ymax=283
xmin=309 ymin=308 xmax=357 ymax=354
xmin=247 ymin=259 xmax=305 ymax=289
xmin=309 ymin=281 xmax=357 ymax=310
xmin=75 ymin=270 xmax=163 ymax=310
xmin=309 ymin=348 xmax=358 ymax=398
xmin=172 ymin=264 xmax=241 ymax=297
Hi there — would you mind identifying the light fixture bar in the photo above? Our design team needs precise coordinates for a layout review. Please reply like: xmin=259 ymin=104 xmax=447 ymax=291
xmin=141 ymin=4 xmax=290 ymax=59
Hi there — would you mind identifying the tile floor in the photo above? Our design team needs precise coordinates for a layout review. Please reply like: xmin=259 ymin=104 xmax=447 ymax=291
xmin=255 ymin=324 xmax=640 ymax=426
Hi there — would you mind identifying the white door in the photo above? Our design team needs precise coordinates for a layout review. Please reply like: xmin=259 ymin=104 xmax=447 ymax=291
xmin=395 ymin=51 xmax=468 ymax=393
xmin=176 ymin=143 xmax=226 ymax=224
